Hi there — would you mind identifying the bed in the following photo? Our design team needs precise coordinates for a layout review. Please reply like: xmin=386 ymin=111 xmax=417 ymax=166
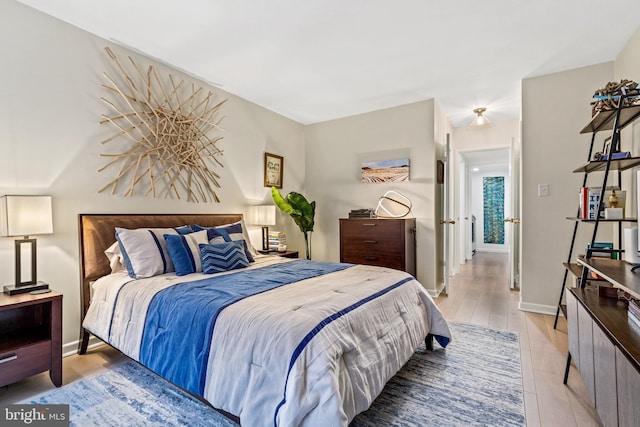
xmin=78 ymin=213 xmax=451 ymax=427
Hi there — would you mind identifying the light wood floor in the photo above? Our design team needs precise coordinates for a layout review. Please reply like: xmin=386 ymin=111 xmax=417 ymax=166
xmin=0 ymin=252 xmax=602 ymax=426
xmin=434 ymin=252 xmax=601 ymax=427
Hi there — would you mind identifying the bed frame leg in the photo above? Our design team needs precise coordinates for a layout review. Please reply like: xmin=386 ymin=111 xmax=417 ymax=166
xmin=425 ymin=333 xmax=434 ymax=351
xmin=78 ymin=328 xmax=90 ymax=355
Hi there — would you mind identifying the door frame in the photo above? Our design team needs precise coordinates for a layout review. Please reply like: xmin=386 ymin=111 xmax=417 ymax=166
xmin=453 ymin=146 xmax=516 ymax=272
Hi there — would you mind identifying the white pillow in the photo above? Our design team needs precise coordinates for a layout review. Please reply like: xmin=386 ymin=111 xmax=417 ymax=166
xmin=104 ymin=242 xmax=125 ymax=273
xmin=115 ymin=227 xmax=179 ymax=279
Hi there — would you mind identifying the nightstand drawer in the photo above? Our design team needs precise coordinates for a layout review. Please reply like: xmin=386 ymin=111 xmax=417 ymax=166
xmin=342 ymin=253 xmax=404 ymax=270
xmin=0 ymin=340 xmax=51 ymax=387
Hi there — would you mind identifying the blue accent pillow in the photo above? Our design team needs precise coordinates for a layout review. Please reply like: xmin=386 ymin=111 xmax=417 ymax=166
xmin=193 ymin=223 xmax=255 ymax=263
xmin=116 ymin=227 xmax=179 ymax=279
xmin=175 ymin=225 xmax=194 ymax=235
xmin=164 ymin=230 xmax=209 ymax=276
xmin=200 ymin=241 xmax=250 ymax=274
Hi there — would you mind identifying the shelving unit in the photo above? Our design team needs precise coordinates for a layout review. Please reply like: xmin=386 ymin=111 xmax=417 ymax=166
xmin=554 ymin=96 xmax=640 ymax=329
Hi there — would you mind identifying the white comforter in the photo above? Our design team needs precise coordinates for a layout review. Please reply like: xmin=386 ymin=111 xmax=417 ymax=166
xmin=83 ymin=256 xmax=451 ymax=427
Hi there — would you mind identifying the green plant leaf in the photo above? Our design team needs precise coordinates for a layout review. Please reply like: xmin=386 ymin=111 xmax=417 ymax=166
xmin=271 ymin=187 xmax=315 ymax=234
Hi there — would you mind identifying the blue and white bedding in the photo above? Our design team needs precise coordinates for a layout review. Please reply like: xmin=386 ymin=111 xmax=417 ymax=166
xmin=83 ymin=256 xmax=451 ymax=427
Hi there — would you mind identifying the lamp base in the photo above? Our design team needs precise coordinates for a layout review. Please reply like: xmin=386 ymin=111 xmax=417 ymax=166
xmin=3 ymin=281 xmax=49 ymax=296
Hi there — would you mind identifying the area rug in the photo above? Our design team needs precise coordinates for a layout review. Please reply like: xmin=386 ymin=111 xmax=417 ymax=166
xmin=23 ymin=322 xmax=524 ymax=426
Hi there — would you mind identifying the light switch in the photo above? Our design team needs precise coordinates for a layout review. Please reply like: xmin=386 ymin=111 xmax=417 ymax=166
xmin=538 ymin=183 xmax=549 ymax=197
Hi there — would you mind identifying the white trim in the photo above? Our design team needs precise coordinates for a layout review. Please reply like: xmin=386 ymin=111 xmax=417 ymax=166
xmin=476 ymin=247 xmax=509 ymax=254
xmin=518 ymin=301 xmax=558 ymax=316
xmin=62 ymin=336 xmax=105 ymax=358
xmin=427 ymin=281 xmax=447 ymax=298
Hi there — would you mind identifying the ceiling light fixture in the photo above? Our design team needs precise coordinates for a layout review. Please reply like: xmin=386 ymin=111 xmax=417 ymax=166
xmin=470 ymin=107 xmax=492 ymax=128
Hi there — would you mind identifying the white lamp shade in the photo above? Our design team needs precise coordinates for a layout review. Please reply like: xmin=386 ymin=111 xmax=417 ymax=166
xmin=250 ymin=205 xmax=276 ymax=226
xmin=0 ymin=195 xmax=53 ymax=237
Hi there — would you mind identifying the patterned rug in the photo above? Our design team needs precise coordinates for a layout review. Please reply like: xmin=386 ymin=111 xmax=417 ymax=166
xmin=23 ymin=322 xmax=524 ymax=426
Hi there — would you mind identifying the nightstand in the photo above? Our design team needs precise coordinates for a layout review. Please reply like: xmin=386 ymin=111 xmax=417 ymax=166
xmin=0 ymin=290 xmax=62 ymax=387
xmin=276 ymin=251 xmax=299 ymax=259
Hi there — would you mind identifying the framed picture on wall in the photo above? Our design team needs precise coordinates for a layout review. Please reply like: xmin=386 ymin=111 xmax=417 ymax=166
xmin=264 ymin=152 xmax=284 ymax=188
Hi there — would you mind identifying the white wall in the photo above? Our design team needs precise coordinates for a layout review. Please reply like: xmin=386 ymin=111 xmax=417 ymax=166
xmin=0 ymin=2 xmax=306 ymax=353
xmin=521 ymin=62 xmax=614 ymax=314
xmin=305 ymin=100 xmax=442 ymax=293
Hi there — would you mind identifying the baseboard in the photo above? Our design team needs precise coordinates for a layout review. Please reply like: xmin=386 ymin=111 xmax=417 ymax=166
xmin=427 ymin=281 xmax=447 ymax=298
xmin=475 ymin=248 xmax=508 ymax=254
xmin=518 ymin=301 xmax=558 ymax=316
xmin=62 ymin=336 xmax=105 ymax=357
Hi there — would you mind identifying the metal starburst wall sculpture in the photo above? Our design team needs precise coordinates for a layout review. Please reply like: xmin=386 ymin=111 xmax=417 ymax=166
xmin=98 ymin=47 xmax=227 ymax=202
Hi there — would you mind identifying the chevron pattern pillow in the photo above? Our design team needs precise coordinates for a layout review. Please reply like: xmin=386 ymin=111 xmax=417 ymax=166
xmin=200 ymin=241 xmax=250 ymax=274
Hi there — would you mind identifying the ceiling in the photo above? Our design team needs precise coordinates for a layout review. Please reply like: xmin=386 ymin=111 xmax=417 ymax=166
xmin=15 ymin=0 xmax=640 ymax=127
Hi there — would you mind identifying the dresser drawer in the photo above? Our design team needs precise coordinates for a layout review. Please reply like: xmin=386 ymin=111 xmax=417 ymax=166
xmin=340 ymin=219 xmax=403 ymax=239
xmin=342 ymin=253 xmax=404 ymax=270
xmin=341 ymin=238 xmax=403 ymax=256
xmin=0 ymin=340 xmax=51 ymax=387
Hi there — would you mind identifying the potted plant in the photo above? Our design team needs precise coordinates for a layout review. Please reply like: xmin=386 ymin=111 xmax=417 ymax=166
xmin=271 ymin=187 xmax=315 ymax=259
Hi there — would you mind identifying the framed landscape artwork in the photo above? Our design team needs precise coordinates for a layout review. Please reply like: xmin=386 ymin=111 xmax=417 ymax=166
xmin=361 ymin=158 xmax=410 ymax=183
xmin=264 ymin=152 xmax=283 ymax=188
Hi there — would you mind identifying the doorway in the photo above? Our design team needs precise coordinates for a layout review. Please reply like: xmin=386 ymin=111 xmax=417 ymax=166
xmin=455 ymin=146 xmax=520 ymax=290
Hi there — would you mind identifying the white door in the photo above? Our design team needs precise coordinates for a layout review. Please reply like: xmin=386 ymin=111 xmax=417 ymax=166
xmin=442 ymin=134 xmax=452 ymax=295
xmin=508 ymin=138 xmax=521 ymax=289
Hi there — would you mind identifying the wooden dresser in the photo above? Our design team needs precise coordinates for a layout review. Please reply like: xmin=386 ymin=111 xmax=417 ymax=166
xmin=339 ymin=218 xmax=416 ymax=276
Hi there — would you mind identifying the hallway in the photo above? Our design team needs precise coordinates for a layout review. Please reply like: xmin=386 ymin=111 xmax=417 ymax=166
xmin=434 ymin=252 xmax=601 ymax=426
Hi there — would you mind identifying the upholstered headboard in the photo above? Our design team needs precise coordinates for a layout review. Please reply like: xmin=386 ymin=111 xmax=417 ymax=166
xmin=78 ymin=213 xmax=244 ymax=319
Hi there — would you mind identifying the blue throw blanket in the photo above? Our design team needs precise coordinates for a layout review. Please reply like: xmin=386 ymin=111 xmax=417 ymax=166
xmin=139 ymin=260 xmax=352 ymax=395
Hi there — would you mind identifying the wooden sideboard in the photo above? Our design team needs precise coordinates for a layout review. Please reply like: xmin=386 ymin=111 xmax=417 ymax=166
xmin=566 ymin=258 xmax=640 ymax=427
xmin=339 ymin=218 xmax=416 ymax=276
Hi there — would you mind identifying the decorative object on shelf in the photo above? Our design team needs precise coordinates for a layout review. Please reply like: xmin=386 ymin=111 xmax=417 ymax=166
xmin=608 ymin=189 xmax=619 ymax=208
xmin=469 ymin=107 xmax=492 ymax=128
xmin=264 ymin=152 xmax=283 ymax=189
xmin=605 ymin=208 xmax=624 ymax=220
xmin=272 ymin=187 xmax=315 ymax=260
xmin=249 ymin=205 xmax=276 ymax=252
xmin=591 ymin=79 xmax=640 ymax=115
xmin=374 ymin=191 xmax=412 ymax=218
xmin=361 ymin=158 xmax=410 ymax=184
xmin=0 ymin=195 xmax=53 ymax=295
xmin=98 ymin=47 xmax=226 ymax=203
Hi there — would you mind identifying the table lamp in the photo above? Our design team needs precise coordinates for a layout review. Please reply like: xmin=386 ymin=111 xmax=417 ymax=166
xmin=1 ymin=195 xmax=53 ymax=295
xmin=250 ymin=205 xmax=276 ymax=252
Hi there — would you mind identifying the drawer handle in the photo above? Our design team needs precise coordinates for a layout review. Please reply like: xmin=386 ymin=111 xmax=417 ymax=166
xmin=0 ymin=355 xmax=17 ymax=364
xmin=362 ymin=223 xmax=377 ymax=227
xmin=363 ymin=240 xmax=378 ymax=244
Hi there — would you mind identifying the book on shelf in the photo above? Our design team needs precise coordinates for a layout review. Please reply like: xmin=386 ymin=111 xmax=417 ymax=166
xmin=348 ymin=208 xmax=376 ymax=218
xmin=587 ymin=242 xmax=616 ymax=258
xmin=599 ymin=151 xmax=631 ymax=161
xmin=580 ymin=187 xmax=601 ymax=220
xmin=628 ymin=304 xmax=640 ymax=329
xmin=629 ymin=299 xmax=640 ymax=318
xmin=267 ymin=231 xmax=287 ymax=249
